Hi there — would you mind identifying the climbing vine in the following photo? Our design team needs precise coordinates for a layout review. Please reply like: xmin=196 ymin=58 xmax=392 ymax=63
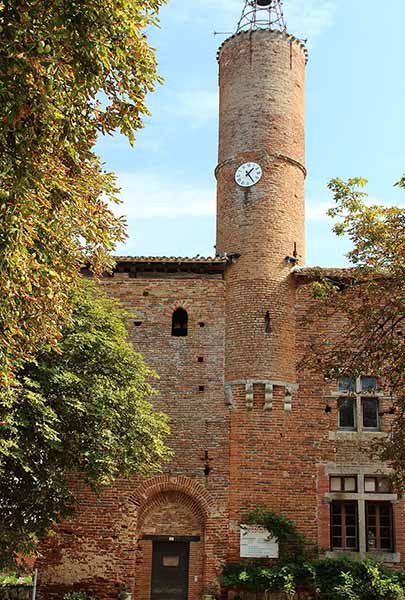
xmin=220 ymin=510 xmax=405 ymax=599
xmin=244 ymin=508 xmax=313 ymax=561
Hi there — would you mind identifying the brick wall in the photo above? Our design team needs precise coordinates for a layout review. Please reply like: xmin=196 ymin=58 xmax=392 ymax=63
xmin=37 ymin=270 xmax=230 ymax=599
xmin=35 ymin=24 xmax=405 ymax=600
xmin=295 ymin=278 xmax=405 ymax=565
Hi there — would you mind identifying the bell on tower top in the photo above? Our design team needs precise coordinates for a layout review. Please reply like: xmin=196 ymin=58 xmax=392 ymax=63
xmin=236 ymin=0 xmax=287 ymax=33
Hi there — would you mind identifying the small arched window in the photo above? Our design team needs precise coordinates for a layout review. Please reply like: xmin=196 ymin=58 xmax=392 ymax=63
xmin=172 ymin=308 xmax=188 ymax=337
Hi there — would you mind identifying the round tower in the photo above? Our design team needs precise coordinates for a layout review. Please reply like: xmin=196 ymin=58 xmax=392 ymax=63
xmin=216 ymin=26 xmax=308 ymax=385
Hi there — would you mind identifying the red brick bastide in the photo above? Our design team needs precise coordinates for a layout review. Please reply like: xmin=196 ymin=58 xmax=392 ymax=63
xmin=36 ymin=15 xmax=404 ymax=600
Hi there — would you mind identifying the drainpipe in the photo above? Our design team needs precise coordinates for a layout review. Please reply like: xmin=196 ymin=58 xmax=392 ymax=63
xmin=32 ymin=568 xmax=38 ymax=600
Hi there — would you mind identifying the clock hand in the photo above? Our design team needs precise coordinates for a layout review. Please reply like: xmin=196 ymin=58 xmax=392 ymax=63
xmin=246 ymin=170 xmax=255 ymax=183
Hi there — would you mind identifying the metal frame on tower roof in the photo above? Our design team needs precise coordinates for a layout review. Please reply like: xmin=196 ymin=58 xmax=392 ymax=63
xmin=236 ymin=0 xmax=287 ymax=33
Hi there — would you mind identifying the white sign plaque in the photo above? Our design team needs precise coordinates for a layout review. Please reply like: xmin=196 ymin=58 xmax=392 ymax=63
xmin=240 ymin=525 xmax=279 ymax=559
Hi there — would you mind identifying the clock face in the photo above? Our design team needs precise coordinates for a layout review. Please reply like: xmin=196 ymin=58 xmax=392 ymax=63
xmin=235 ymin=162 xmax=262 ymax=187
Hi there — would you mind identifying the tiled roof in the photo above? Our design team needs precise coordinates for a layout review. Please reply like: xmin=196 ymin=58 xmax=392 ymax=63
xmin=115 ymin=255 xmax=228 ymax=264
xmin=292 ymin=266 xmax=354 ymax=278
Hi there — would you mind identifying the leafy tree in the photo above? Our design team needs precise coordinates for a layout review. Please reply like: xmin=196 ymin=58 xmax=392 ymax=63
xmin=0 ymin=0 xmax=165 ymax=382
xmin=303 ymin=178 xmax=404 ymax=484
xmin=0 ymin=281 xmax=171 ymax=568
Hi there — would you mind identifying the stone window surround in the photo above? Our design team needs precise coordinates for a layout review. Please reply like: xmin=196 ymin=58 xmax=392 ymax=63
xmin=327 ymin=376 xmax=394 ymax=435
xmin=325 ymin=464 xmax=400 ymax=563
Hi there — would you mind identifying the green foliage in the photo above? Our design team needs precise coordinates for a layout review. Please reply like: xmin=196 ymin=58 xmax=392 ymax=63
xmin=221 ymin=513 xmax=405 ymax=598
xmin=0 ymin=0 xmax=166 ymax=381
xmin=245 ymin=508 xmax=314 ymax=561
xmin=317 ymin=558 xmax=405 ymax=600
xmin=303 ymin=177 xmax=405 ymax=487
xmin=220 ymin=561 xmax=314 ymax=595
xmin=64 ymin=594 xmax=98 ymax=600
xmin=221 ymin=558 xmax=405 ymax=599
xmin=0 ymin=280 xmax=171 ymax=568
xmin=0 ymin=573 xmax=32 ymax=587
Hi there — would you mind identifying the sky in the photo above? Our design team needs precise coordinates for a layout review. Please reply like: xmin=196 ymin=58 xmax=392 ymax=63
xmin=96 ymin=0 xmax=405 ymax=267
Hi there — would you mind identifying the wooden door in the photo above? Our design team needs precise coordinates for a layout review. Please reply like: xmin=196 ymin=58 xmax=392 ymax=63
xmin=151 ymin=541 xmax=189 ymax=600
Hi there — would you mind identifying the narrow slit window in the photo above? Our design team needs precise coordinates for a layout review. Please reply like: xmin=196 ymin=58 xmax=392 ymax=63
xmin=172 ymin=308 xmax=188 ymax=337
xmin=265 ymin=311 xmax=271 ymax=334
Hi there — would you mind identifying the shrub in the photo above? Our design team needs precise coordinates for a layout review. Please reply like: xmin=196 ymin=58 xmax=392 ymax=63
xmin=0 ymin=573 xmax=32 ymax=587
xmin=221 ymin=511 xmax=405 ymax=599
xmin=221 ymin=558 xmax=405 ymax=599
xmin=330 ymin=559 xmax=405 ymax=600
xmin=220 ymin=561 xmax=315 ymax=594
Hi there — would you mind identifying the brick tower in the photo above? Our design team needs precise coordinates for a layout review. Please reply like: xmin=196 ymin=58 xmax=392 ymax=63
xmin=216 ymin=11 xmax=308 ymax=385
xmin=215 ymin=2 xmax=309 ymax=558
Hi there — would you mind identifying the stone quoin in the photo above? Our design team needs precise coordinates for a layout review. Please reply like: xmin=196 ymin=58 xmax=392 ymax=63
xmin=36 ymin=2 xmax=405 ymax=599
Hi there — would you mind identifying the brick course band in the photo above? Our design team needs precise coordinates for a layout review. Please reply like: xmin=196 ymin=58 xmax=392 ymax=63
xmin=215 ymin=152 xmax=307 ymax=179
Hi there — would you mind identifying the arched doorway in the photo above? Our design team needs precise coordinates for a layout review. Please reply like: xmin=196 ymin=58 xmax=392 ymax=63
xmin=135 ymin=490 xmax=205 ymax=600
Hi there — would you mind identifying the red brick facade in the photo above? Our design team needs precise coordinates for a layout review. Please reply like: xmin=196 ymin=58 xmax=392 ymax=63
xmin=37 ymin=27 xmax=404 ymax=600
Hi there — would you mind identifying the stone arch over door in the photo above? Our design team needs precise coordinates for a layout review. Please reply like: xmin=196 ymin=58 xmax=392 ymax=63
xmin=130 ymin=476 xmax=213 ymax=600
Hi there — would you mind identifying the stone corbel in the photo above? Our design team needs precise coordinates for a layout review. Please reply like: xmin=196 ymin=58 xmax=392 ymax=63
xmin=264 ymin=383 xmax=273 ymax=411
xmin=284 ymin=385 xmax=293 ymax=411
xmin=246 ymin=382 xmax=254 ymax=410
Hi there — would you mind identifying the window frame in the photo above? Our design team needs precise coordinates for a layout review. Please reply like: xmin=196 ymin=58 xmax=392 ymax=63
xmin=364 ymin=476 xmax=392 ymax=494
xmin=330 ymin=475 xmax=358 ymax=493
xmin=338 ymin=397 xmax=356 ymax=431
xmin=366 ymin=501 xmax=394 ymax=552
xmin=336 ymin=376 xmax=382 ymax=433
xmin=361 ymin=397 xmax=380 ymax=431
xmin=330 ymin=500 xmax=359 ymax=551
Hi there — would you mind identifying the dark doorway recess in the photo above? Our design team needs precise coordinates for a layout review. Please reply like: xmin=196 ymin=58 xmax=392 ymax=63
xmin=151 ymin=541 xmax=190 ymax=600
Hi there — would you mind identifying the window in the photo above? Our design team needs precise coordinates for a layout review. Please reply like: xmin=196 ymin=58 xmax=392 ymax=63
xmin=338 ymin=377 xmax=356 ymax=393
xmin=366 ymin=502 xmax=393 ymax=551
xmin=329 ymin=475 xmax=396 ymax=555
xmin=364 ymin=476 xmax=392 ymax=494
xmin=362 ymin=398 xmax=379 ymax=430
xmin=338 ymin=398 xmax=356 ymax=430
xmin=330 ymin=476 xmax=357 ymax=493
xmin=361 ymin=376 xmax=378 ymax=393
xmin=172 ymin=308 xmax=188 ymax=337
xmin=336 ymin=377 xmax=381 ymax=432
xmin=331 ymin=502 xmax=359 ymax=550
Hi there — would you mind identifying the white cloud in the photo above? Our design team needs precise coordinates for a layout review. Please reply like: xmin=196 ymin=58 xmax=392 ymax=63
xmin=115 ymin=173 xmax=216 ymax=219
